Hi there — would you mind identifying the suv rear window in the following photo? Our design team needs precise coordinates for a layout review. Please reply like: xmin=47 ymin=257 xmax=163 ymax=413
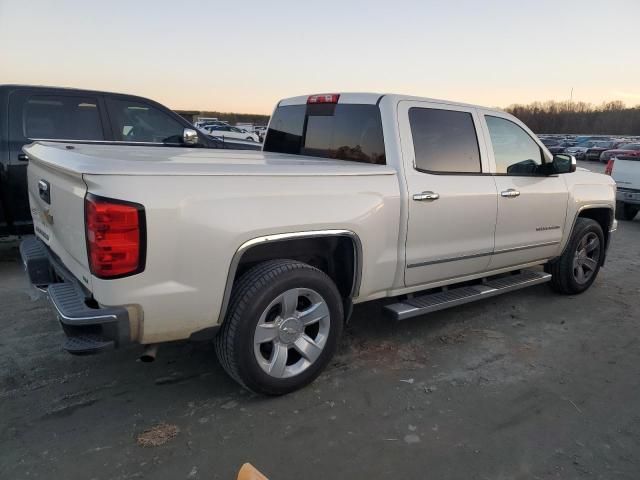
xmin=264 ymin=104 xmax=385 ymax=164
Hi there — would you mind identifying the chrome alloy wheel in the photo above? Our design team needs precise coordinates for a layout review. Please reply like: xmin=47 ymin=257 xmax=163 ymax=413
xmin=573 ymin=232 xmax=601 ymax=285
xmin=253 ymin=288 xmax=331 ymax=379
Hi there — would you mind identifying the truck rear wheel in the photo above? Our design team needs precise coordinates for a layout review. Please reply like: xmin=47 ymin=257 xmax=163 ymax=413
xmin=215 ymin=259 xmax=343 ymax=395
xmin=615 ymin=201 xmax=638 ymax=221
xmin=548 ymin=218 xmax=604 ymax=295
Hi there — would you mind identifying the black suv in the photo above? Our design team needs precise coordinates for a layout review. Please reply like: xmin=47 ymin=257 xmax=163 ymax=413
xmin=0 ymin=85 xmax=258 ymax=236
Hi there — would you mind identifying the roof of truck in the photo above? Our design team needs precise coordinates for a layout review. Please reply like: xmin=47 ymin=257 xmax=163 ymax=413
xmin=278 ymin=92 xmax=496 ymax=111
xmin=0 ymin=84 xmax=170 ymax=106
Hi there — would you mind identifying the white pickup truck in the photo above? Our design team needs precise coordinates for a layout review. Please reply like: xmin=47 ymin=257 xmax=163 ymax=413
xmin=607 ymin=155 xmax=640 ymax=221
xmin=20 ymin=92 xmax=617 ymax=395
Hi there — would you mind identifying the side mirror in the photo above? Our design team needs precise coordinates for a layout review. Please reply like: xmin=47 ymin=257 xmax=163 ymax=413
xmin=183 ymin=128 xmax=199 ymax=146
xmin=552 ymin=154 xmax=577 ymax=174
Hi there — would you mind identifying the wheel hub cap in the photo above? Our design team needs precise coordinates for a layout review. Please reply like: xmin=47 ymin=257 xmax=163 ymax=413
xmin=573 ymin=232 xmax=601 ymax=285
xmin=277 ymin=317 xmax=303 ymax=344
xmin=253 ymin=287 xmax=331 ymax=379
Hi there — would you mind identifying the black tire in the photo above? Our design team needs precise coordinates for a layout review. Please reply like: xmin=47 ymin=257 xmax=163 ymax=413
xmin=215 ymin=259 xmax=343 ymax=395
xmin=548 ymin=218 xmax=604 ymax=295
xmin=615 ymin=201 xmax=638 ymax=221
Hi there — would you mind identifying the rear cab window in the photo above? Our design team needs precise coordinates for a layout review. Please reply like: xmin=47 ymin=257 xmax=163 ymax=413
xmin=22 ymin=95 xmax=104 ymax=141
xmin=264 ymin=99 xmax=386 ymax=165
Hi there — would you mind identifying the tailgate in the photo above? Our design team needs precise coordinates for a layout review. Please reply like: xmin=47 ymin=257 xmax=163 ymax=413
xmin=26 ymin=156 xmax=92 ymax=290
xmin=613 ymin=158 xmax=640 ymax=190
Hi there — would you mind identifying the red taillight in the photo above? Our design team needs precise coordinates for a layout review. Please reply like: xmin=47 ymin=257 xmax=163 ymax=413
xmin=307 ymin=93 xmax=340 ymax=104
xmin=605 ymin=159 xmax=615 ymax=175
xmin=85 ymin=194 xmax=145 ymax=278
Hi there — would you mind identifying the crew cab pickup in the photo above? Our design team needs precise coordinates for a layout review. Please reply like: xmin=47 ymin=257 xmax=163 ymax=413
xmin=607 ymin=155 xmax=640 ymax=221
xmin=20 ymin=93 xmax=617 ymax=395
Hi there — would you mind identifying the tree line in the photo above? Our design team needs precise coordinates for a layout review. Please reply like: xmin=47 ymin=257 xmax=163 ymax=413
xmin=505 ymin=101 xmax=640 ymax=135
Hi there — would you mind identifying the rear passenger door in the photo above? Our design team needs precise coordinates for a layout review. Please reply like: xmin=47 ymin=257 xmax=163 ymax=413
xmin=399 ymin=101 xmax=498 ymax=287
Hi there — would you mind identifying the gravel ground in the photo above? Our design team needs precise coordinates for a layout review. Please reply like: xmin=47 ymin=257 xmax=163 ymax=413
xmin=1 ymin=161 xmax=639 ymax=480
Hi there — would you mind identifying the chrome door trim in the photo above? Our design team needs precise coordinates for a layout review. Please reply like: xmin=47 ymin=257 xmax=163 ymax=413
xmin=407 ymin=250 xmax=493 ymax=268
xmin=407 ymin=241 xmax=560 ymax=269
xmin=218 ymin=230 xmax=363 ymax=323
xmin=493 ymin=241 xmax=560 ymax=255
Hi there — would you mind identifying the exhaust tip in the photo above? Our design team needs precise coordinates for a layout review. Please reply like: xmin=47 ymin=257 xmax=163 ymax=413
xmin=139 ymin=344 xmax=158 ymax=363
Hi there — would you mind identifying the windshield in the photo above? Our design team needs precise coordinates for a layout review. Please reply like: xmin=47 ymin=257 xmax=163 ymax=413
xmin=264 ymin=103 xmax=386 ymax=164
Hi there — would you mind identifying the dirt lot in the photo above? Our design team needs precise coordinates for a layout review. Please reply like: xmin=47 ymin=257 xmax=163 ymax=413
xmin=1 ymin=162 xmax=639 ymax=480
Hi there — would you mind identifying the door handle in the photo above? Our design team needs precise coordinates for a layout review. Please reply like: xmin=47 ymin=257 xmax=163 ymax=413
xmin=500 ymin=189 xmax=520 ymax=198
xmin=413 ymin=191 xmax=440 ymax=201
xmin=18 ymin=154 xmax=29 ymax=162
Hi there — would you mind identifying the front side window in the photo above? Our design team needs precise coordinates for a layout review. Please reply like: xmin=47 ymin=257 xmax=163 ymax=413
xmin=106 ymin=98 xmax=185 ymax=144
xmin=264 ymin=103 xmax=385 ymax=165
xmin=409 ymin=107 xmax=481 ymax=173
xmin=23 ymin=95 xmax=103 ymax=140
xmin=485 ymin=116 xmax=544 ymax=175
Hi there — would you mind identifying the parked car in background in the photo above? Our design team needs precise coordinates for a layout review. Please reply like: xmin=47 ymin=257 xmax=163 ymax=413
xmin=565 ymin=142 xmax=597 ymax=160
xmin=607 ymin=154 xmax=640 ymax=221
xmin=600 ymin=143 xmax=640 ymax=163
xmin=205 ymin=124 xmax=260 ymax=142
xmin=585 ymin=141 xmax=616 ymax=161
xmin=254 ymin=126 xmax=268 ymax=141
xmin=195 ymin=121 xmax=224 ymax=133
xmin=0 ymin=84 xmax=257 ymax=237
xmin=194 ymin=117 xmax=221 ymax=129
xmin=574 ymin=136 xmax=611 ymax=145
xmin=20 ymin=92 xmax=616 ymax=395
xmin=540 ymin=138 xmax=572 ymax=154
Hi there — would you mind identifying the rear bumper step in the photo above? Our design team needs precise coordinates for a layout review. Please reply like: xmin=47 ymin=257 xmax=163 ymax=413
xmin=385 ymin=270 xmax=552 ymax=321
xmin=19 ymin=236 xmax=130 ymax=354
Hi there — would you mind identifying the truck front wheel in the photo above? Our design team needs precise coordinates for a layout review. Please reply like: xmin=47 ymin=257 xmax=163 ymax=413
xmin=215 ymin=259 xmax=344 ymax=395
xmin=548 ymin=218 xmax=604 ymax=295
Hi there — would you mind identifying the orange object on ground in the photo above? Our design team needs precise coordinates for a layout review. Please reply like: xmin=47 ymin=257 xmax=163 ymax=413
xmin=237 ymin=463 xmax=269 ymax=480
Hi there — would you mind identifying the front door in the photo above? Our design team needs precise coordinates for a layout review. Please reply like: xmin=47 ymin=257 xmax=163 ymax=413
xmin=480 ymin=112 xmax=569 ymax=270
xmin=399 ymin=101 xmax=498 ymax=287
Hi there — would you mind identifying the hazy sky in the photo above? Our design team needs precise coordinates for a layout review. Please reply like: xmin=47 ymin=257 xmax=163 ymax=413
xmin=1 ymin=0 xmax=638 ymax=114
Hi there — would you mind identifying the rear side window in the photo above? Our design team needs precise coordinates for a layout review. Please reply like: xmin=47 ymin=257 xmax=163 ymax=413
xmin=409 ymin=108 xmax=481 ymax=173
xmin=264 ymin=104 xmax=385 ymax=164
xmin=106 ymin=98 xmax=185 ymax=144
xmin=23 ymin=95 xmax=103 ymax=140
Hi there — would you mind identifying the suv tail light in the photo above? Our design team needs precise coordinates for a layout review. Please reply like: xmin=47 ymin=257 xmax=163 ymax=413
xmin=605 ymin=158 xmax=615 ymax=175
xmin=307 ymin=94 xmax=340 ymax=104
xmin=85 ymin=194 xmax=145 ymax=278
